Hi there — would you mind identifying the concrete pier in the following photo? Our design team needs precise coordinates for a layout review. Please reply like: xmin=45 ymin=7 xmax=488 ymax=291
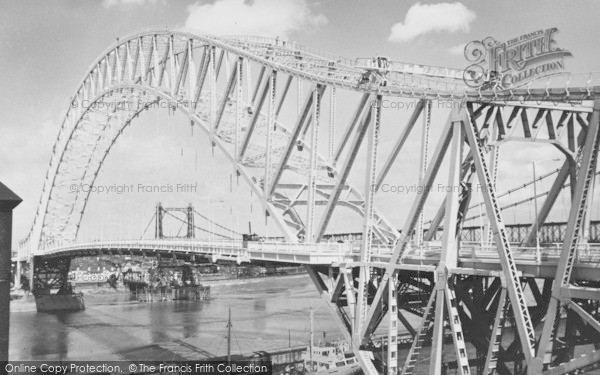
xmin=14 ymin=261 xmax=20 ymax=289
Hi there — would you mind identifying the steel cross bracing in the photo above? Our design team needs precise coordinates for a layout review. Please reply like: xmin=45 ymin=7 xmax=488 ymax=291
xmin=328 ymin=98 xmax=600 ymax=374
xmin=20 ymin=29 xmax=409 ymax=256
xmin=532 ymin=99 xmax=600 ymax=374
xmin=17 ymin=27 xmax=600 ymax=375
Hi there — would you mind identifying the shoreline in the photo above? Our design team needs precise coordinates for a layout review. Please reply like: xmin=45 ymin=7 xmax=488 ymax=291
xmin=9 ymin=272 xmax=309 ymax=313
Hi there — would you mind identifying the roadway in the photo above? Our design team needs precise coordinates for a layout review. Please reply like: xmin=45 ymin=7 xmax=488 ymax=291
xmin=19 ymin=239 xmax=600 ymax=281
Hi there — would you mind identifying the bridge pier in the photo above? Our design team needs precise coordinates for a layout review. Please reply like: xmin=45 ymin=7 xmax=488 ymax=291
xmin=0 ymin=182 xmax=22 ymax=362
xmin=32 ymin=257 xmax=72 ymax=295
xmin=31 ymin=256 xmax=84 ymax=312
xmin=13 ymin=261 xmax=20 ymax=289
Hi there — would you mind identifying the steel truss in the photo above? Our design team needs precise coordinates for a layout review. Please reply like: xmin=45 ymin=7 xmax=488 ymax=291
xmin=32 ymin=257 xmax=71 ymax=294
xmin=16 ymin=27 xmax=600 ymax=375
xmin=302 ymin=100 xmax=600 ymax=375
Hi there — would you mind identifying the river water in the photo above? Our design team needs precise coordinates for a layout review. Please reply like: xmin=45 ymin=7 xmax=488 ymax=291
xmin=12 ymin=274 xmax=596 ymax=374
xmin=9 ymin=275 xmax=348 ymax=361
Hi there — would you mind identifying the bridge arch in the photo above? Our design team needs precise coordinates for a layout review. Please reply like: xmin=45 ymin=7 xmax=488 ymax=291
xmin=20 ymin=28 xmax=404 ymax=257
xmin=19 ymin=28 xmax=597 ymax=258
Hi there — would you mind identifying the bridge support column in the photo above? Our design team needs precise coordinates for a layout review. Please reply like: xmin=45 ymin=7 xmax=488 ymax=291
xmin=0 ymin=182 xmax=22 ymax=362
xmin=32 ymin=257 xmax=71 ymax=295
xmin=14 ymin=261 xmax=20 ymax=289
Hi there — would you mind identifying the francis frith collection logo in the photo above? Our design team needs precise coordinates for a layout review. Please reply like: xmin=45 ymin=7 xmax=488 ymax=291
xmin=463 ymin=27 xmax=572 ymax=90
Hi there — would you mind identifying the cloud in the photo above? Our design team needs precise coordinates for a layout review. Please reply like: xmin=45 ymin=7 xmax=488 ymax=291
xmin=102 ymin=0 xmax=156 ymax=7
xmin=448 ymin=43 xmax=466 ymax=55
xmin=184 ymin=0 xmax=327 ymax=39
xmin=388 ymin=2 xmax=476 ymax=43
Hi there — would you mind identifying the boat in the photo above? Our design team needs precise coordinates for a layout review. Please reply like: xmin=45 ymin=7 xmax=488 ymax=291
xmin=296 ymin=305 xmax=361 ymax=375
xmin=301 ymin=341 xmax=361 ymax=375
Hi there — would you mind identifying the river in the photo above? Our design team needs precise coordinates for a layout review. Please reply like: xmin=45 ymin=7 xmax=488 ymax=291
xmin=9 ymin=275 xmax=348 ymax=361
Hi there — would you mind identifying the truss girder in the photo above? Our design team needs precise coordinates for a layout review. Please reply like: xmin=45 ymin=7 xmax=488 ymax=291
xmin=533 ymin=99 xmax=600 ymax=374
xmin=23 ymin=31 xmax=410 ymax=257
xmin=18 ymin=28 xmax=600 ymax=375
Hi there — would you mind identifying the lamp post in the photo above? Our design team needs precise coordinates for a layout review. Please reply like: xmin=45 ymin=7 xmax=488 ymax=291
xmin=532 ymin=158 xmax=560 ymax=262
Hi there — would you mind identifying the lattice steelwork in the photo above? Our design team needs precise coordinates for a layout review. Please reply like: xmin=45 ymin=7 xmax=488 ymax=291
xmin=16 ymin=28 xmax=600 ymax=375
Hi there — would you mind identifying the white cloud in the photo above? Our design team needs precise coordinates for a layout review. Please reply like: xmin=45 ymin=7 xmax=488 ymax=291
xmin=102 ymin=0 xmax=156 ymax=7
xmin=184 ymin=0 xmax=327 ymax=39
xmin=448 ymin=43 xmax=466 ymax=55
xmin=388 ymin=2 xmax=476 ymax=43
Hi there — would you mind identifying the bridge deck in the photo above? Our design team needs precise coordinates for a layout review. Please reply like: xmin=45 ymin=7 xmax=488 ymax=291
xmin=21 ymin=239 xmax=600 ymax=281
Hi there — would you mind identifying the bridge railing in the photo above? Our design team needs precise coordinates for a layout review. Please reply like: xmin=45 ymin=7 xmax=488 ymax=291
xmin=247 ymin=241 xmax=353 ymax=261
xmin=34 ymin=238 xmax=600 ymax=266
xmin=41 ymin=239 xmax=245 ymax=258
xmin=221 ymin=35 xmax=358 ymax=68
xmin=346 ymin=240 xmax=600 ymax=264
xmin=459 ymin=242 xmax=600 ymax=263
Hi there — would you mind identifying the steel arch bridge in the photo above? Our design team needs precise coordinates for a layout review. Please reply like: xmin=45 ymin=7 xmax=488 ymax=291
xmin=15 ymin=27 xmax=600 ymax=375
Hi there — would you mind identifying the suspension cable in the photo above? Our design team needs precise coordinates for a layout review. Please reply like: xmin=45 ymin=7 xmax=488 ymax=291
xmin=193 ymin=209 xmax=243 ymax=236
xmin=139 ymin=212 xmax=157 ymax=240
xmin=462 ymin=172 xmax=600 ymax=222
xmin=163 ymin=210 xmax=235 ymax=240
xmin=468 ymin=167 xmax=561 ymax=211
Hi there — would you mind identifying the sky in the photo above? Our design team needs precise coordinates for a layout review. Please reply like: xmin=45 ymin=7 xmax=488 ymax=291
xmin=2 ymin=0 xmax=600 ymax=247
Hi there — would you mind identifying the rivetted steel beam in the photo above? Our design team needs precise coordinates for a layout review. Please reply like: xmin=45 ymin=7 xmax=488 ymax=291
xmin=157 ymin=36 xmax=171 ymax=87
xmin=213 ymin=62 xmax=238 ymax=131
xmin=267 ymin=84 xmax=325 ymax=198
xmin=168 ymin=35 xmax=176 ymax=92
xmin=483 ymin=287 xmax=507 ymax=375
xmin=130 ymin=39 xmax=140 ymax=82
xmin=251 ymin=66 xmax=266 ymax=106
xmin=333 ymin=94 xmax=370 ymax=165
xmin=215 ymin=49 xmax=225 ymax=80
xmin=567 ymin=116 xmax=577 ymax=197
xmin=543 ymin=351 xmax=600 ymax=375
xmin=355 ymin=96 xmax=382 ymax=348
xmin=375 ymin=99 xmax=425 ymax=191
xmin=561 ymin=286 xmax=600 ymax=301
xmin=524 ymin=127 xmax=587 ymax=246
xmin=534 ymin=100 xmax=600 ymax=373
xmin=463 ymin=105 xmax=537 ymax=363
xmin=234 ymin=57 xmax=243 ymax=158
xmin=264 ymin=72 xmax=277 ymax=195
xmin=567 ymin=301 xmax=600 ymax=333
xmin=238 ymin=71 xmax=273 ymax=160
xmin=440 ymin=121 xmax=462 ymax=269
xmin=276 ymin=75 xmax=293 ymax=118
xmin=400 ymin=291 xmax=436 ymax=375
xmin=192 ymin=47 xmax=210 ymax=110
xmin=173 ymin=41 xmax=189 ymax=96
xmin=342 ymin=268 xmax=356 ymax=324
xmin=429 ymin=121 xmax=466 ymax=375
xmin=143 ymin=35 xmax=156 ymax=84
xmin=305 ymin=88 xmax=321 ymax=241
xmin=361 ymin=110 xmax=456 ymax=341
xmin=397 ymin=310 xmax=416 ymax=336
xmin=424 ymin=151 xmax=474 ymax=241
xmin=314 ymin=94 xmax=372 ymax=242
xmin=424 ymin=199 xmax=446 ymax=241
xmin=304 ymin=265 xmax=352 ymax=343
